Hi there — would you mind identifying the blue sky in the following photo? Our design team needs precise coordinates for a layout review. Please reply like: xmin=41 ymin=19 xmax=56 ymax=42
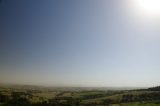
xmin=1 ymin=0 xmax=160 ymax=87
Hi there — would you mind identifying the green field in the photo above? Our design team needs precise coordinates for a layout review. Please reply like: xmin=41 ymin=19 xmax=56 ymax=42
xmin=0 ymin=85 xmax=160 ymax=106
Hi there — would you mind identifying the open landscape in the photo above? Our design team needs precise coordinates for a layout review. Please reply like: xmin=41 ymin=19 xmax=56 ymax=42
xmin=1 ymin=0 xmax=160 ymax=106
xmin=1 ymin=84 xmax=160 ymax=106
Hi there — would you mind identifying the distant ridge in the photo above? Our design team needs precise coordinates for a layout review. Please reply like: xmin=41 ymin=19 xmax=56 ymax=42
xmin=0 ymin=83 xmax=143 ymax=91
xmin=148 ymin=86 xmax=160 ymax=91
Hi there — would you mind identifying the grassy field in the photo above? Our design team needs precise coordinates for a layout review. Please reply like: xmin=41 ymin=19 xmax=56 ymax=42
xmin=0 ymin=84 xmax=160 ymax=106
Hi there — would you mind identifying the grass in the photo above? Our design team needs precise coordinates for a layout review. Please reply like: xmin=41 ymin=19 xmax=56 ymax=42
xmin=32 ymin=91 xmax=58 ymax=99
xmin=1 ymin=85 xmax=160 ymax=105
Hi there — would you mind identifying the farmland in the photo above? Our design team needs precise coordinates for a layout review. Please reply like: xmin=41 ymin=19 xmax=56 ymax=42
xmin=0 ymin=84 xmax=160 ymax=106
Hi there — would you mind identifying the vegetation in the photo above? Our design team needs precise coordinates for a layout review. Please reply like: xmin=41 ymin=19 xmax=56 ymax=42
xmin=0 ymin=85 xmax=160 ymax=106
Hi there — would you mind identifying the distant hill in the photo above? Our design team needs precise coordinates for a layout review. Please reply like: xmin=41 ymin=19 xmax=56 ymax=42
xmin=148 ymin=86 xmax=160 ymax=91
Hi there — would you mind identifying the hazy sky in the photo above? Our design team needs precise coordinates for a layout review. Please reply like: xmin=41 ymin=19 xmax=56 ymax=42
xmin=1 ymin=0 xmax=160 ymax=87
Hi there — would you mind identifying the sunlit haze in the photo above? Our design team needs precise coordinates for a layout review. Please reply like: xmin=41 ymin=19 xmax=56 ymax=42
xmin=135 ymin=0 xmax=160 ymax=14
xmin=1 ymin=0 xmax=160 ymax=87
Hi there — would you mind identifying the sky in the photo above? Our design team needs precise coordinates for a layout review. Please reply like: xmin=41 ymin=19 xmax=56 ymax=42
xmin=1 ymin=0 xmax=160 ymax=87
